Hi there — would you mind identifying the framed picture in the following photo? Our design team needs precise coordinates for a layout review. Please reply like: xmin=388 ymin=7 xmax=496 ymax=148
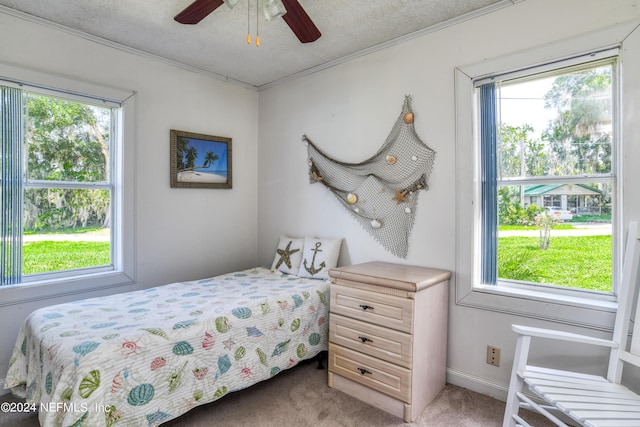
xmin=170 ymin=129 xmax=232 ymax=189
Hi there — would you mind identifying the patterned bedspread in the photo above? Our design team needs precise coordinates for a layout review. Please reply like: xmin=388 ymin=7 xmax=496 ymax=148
xmin=4 ymin=267 xmax=330 ymax=427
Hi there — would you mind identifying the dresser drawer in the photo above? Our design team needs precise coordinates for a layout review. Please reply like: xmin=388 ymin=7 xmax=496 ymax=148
xmin=330 ymin=313 xmax=412 ymax=368
xmin=330 ymin=284 xmax=414 ymax=332
xmin=328 ymin=343 xmax=411 ymax=403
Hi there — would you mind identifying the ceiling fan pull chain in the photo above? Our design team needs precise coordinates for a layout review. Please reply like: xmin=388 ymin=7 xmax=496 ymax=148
xmin=255 ymin=0 xmax=260 ymax=47
xmin=246 ymin=0 xmax=251 ymax=44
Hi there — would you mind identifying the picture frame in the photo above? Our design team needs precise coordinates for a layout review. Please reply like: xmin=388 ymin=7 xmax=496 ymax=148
xmin=170 ymin=129 xmax=232 ymax=189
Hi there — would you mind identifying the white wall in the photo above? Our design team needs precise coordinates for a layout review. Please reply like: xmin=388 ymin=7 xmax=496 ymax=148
xmin=0 ymin=12 xmax=259 ymax=391
xmin=257 ymin=0 xmax=640 ymax=399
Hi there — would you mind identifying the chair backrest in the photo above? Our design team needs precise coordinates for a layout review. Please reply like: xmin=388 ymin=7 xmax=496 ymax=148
xmin=608 ymin=221 xmax=640 ymax=383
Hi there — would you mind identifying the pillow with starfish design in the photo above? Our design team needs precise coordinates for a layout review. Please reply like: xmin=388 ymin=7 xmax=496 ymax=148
xmin=271 ymin=236 xmax=305 ymax=275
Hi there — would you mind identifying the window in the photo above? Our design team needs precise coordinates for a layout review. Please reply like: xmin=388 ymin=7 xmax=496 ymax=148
xmin=478 ymin=52 xmax=617 ymax=294
xmin=455 ymin=23 xmax=639 ymax=328
xmin=1 ymin=82 xmax=120 ymax=285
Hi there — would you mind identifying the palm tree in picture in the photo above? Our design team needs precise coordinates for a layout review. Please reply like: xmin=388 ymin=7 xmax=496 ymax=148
xmin=179 ymin=150 xmax=220 ymax=173
xmin=185 ymin=146 xmax=198 ymax=169
xmin=203 ymin=151 xmax=219 ymax=169
xmin=176 ymin=136 xmax=189 ymax=170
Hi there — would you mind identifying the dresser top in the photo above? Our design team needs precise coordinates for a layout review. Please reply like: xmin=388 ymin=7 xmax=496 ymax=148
xmin=329 ymin=262 xmax=451 ymax=292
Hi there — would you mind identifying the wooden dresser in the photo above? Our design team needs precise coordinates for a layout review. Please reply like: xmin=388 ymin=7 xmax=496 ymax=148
xmin=327 ymin=261 xmax=451 ymax=422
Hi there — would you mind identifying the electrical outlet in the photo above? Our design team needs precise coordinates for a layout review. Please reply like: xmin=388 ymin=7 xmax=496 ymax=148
xmin=486 ymin=345 xmax=500 ymax=367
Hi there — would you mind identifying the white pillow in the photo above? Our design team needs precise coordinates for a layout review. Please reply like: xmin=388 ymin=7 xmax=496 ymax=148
xmin=271 ymin=236 xmax=304 ymax=275
xmin=297 ymin=237 xmax=342 ymax=279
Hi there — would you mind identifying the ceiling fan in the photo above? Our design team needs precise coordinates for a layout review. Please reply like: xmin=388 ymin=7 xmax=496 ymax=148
xmin=174 ymin=0 xmax=321 ymax=43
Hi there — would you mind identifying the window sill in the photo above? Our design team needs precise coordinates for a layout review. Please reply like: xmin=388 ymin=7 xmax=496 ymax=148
xmin=457 ymin=282 xmax=618 ymax=331
xmin=0 ymin=271 xmax=136 ymax=308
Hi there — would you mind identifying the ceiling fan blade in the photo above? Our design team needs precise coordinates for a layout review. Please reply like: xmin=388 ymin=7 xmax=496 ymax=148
xmin=281 ymin=0 xmax=321 ymax=43
xmin=175 ymin=0 xmax=224 ymax=25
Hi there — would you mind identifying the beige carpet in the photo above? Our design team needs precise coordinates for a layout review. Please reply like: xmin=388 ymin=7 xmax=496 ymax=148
xmin=1 ymin=358 xmax=554 ymax=427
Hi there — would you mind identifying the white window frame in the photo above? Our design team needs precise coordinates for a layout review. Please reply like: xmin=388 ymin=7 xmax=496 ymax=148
xmin=454 ymin=23 xmax=640 ymax=330
xmin=0 ymin=63 xmax=136 ymax=306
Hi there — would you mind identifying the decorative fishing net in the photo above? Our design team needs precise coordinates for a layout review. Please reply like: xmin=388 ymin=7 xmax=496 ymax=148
xmin=304 ymin=96 xmax=435 ymax=258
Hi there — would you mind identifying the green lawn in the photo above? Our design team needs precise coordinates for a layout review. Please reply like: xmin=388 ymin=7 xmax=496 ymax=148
xmin=498 ymin=235 xmax=612 ymax=292
xmin=23 ymin=241 xmax=110 ymax=275
xmin=21 ymin=228 xmax=612 ymax=292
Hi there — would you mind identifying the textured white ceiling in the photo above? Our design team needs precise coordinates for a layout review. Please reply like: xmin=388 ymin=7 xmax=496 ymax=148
xmin=0 ymin=0 xmax=510 ymax=89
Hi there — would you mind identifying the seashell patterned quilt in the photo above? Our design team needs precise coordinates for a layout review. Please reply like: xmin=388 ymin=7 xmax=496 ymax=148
xmin=4 ymin=267 xmax=330 ymax=426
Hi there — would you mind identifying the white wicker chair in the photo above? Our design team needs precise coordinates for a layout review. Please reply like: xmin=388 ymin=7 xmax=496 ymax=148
xmin=502 ymin=221 xmax=640 ymax=427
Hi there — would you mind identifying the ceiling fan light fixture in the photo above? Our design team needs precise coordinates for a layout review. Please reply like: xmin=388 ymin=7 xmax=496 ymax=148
xmin=223 ymin=0 xmax=239 ymax=9
xmin=263 ymin=0 xmax=286 ymax=21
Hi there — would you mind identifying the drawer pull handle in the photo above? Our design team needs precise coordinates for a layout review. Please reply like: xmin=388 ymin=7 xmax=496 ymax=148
xmin=359 ymin=304 xmax=374 ymax=311
xmin=358 ymin=336 xmax=373 ymax=344
xmin=357 ymin=368 xmax=372 ymax=376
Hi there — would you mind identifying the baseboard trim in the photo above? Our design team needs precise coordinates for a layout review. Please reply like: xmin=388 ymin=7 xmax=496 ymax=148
xmin=446 ymin=367 xmax=509 ymax=401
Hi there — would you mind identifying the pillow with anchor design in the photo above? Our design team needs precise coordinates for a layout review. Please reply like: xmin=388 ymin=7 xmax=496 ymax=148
xmin=271 ymin=236 xmax=305 ymax=275
xmin=297 ymin=237 xmax=342 ymax=280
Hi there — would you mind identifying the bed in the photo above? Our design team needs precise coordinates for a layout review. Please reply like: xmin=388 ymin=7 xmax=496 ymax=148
xmin=4 ymin=267 xmax=330 ymax=427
